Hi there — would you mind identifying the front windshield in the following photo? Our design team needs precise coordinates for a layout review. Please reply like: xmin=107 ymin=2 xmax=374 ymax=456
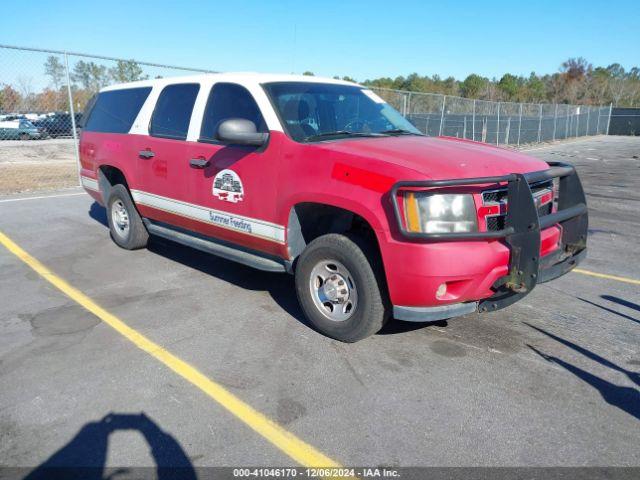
xmin=263 ymin=82 xmax=421 ymax=142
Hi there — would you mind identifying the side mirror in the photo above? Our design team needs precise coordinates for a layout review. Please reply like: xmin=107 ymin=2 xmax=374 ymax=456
xmin=217 ymin=118 xmax=268 ymax=146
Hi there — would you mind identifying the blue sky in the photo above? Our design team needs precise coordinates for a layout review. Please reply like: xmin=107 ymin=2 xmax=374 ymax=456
xmin=1 ymin=0 xmax=638 ymax=81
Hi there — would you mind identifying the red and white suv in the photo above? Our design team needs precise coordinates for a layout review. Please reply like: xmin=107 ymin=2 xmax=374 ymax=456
xmin=79 ymin=73 xmax=588 ymax=342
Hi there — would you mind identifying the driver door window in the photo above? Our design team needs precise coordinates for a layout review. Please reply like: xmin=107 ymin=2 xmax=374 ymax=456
xmin=200 ymin=83 xmax=267 ymax=142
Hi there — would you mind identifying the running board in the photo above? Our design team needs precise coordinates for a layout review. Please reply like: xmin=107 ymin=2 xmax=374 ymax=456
xmin=144 ymin=220 xmax=286 ymax=273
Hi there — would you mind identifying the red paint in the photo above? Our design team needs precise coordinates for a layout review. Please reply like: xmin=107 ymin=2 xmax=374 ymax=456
xmin=539 ymin=191 xmax=553 ymax=205
xmin=81 ymin=127 xmax=566 ymax=308
xmin=331 ymin=163 xmax=395 ymax=193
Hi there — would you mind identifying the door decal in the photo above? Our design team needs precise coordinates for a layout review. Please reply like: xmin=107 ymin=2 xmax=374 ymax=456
xmin=213 ymin=169 xmax=244 ymax=203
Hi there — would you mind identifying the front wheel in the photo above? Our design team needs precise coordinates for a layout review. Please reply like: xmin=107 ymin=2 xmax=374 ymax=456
xmin=295 ymin=233 xmax=389 ymax=342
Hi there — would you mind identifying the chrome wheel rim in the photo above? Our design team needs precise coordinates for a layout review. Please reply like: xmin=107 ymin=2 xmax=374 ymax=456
xmin=111 ymin=199 xmax=130 ymax=238
xmin=309 ymin=260 xmax=358 ymax=322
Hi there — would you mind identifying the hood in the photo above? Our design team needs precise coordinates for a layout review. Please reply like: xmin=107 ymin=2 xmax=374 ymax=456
xmin=316 ymin=135 xmax=549 ymax=180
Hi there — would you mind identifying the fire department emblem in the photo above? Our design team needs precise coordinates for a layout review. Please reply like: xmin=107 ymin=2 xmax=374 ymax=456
xmin=213 ymin=169 xmax=244 ymax=203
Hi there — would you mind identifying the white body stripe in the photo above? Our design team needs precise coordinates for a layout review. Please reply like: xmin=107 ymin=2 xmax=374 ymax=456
xmin=80 ymin=176 xmax=99 ymax=191
xmin=130 ymin=190 xmax=286 ymax=244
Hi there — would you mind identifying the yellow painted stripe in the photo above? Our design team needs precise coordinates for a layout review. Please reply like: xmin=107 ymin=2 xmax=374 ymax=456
xmin=0 ymin=230 xmax=340 ymax=468
xmin=574 ymin=268 xmax=640 ymax=286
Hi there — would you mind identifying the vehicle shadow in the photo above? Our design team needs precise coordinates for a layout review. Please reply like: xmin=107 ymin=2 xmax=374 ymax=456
xmin=577 ymin=296 xmax=639 ymax=325
xmin=147 ymin=235 xmax=308 ymax=325
xmin=377 ymin=319 xmax=448 ymax=335
xmin=89 ymin=200 xmax=306 ymax=325
xmin=601 ymin=295 xmax=640 ymax=313
xmin=88 ymin=201 xmax=450 ymax=337
xmin=89 ymin=201 xmax=108 ymax=228
xmin=526 ymin=323 xmax=640 ymax=421
xmin=23 ymin=412 xmax=196 ymax=480
xmin=202 ymin=146 xmax=256 ymax=179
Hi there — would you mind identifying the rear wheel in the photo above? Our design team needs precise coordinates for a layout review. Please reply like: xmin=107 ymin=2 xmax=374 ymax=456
xmin=107 ymin=184 xmax=148 ymax=250
xmin=295 ymin=233 xmax=389 ymax=342
xmin=19 ymin=133 xmax=29 ymax=141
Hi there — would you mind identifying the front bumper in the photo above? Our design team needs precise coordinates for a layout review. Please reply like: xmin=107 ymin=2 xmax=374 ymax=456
xmin=390 ymin=161 xmax=588 ymax=322
xmin=393 ymin=247 xmax=586 ymax=322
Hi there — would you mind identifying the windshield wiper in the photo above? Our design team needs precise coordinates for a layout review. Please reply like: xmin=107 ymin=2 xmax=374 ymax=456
xmin=304 ymin=131 xmax=383 ymax=142
xmin=379 ymin=129 xmax=423 ymax=136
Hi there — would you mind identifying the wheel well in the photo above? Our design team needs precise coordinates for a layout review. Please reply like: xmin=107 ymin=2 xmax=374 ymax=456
xmin=98 ymin=165 xmax=128 ymax=189
xmin=289 ymin=203 xmax=381 ymax=259
xmin=97 ymin=165 xmax=130 ymax=206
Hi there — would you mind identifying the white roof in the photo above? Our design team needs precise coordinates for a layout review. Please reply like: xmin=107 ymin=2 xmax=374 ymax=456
xmin=101 ymin=72 xmax=360 ymax=92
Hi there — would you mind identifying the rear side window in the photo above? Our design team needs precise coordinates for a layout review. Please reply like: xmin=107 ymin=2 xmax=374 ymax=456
xmin=150 ymin=83 xmax=200 ymax=140
xmin=83 ymin=87 xmax=152 ymax=134
xmin=200 ymin=83 xmax=266 ymax=142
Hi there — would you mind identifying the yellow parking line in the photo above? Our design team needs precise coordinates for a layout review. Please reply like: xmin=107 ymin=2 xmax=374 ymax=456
xmin=0 ymin=230 xmax=340 ymax=468
xmin=574 ymin=268 xmax=640 ymax=286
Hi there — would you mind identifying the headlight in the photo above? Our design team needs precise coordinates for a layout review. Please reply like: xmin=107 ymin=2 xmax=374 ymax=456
xmin=404 ymin=192 xmax=478 ymax=233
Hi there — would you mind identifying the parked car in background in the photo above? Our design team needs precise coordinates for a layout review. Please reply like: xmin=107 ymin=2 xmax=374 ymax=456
xmin=0 ymin=114 xmax=27 ymax=122
xmin=0 ymin=119 xmax=43 ymax=140
xmin=32 ymin=113 xmax=82 ymax=138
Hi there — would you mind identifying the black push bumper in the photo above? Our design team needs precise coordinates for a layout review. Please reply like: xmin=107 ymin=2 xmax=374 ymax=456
xmin=390 ymin=161 xmax=588 ymax=315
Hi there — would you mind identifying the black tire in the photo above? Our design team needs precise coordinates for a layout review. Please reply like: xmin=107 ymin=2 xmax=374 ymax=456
xmin=295 ymin=233 xmax=389 ymax=342
xmin=106 ymin=184 xmax=149 ymax=250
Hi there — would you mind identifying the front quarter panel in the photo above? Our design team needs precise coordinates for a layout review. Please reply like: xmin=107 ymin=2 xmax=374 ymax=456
xmin=276 ymin=139 xmax=426 ymax=237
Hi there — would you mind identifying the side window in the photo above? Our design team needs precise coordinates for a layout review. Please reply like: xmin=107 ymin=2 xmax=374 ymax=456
xmin=83 ymin=87 xmax=152 ymax=134
xmin=200 ymin=83 xmax=266 ymax=142
xmin=150 ymin=83 xmax=200 ymax=140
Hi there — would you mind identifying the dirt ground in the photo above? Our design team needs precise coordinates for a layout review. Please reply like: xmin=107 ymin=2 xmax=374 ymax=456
xmin=0 ymin=139 xmax=77 ymax=195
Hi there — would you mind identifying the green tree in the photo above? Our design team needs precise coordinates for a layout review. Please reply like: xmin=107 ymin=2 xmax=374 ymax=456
xmin=402 ymin=73 xmax=431 ymax=92
xmin=109 ymin=60 xmax=149 ymax=83
xmin=460 ymin=74 xmax=487 ymax=98
xmin=302 ymin=71 xmax=315 ymax=76
xmin=497 ymin=73 xmax=520 ymax=100
xmin=526 ymin=73 xmax=546 ymax=102
xmin=72 ymin=61 xmax=109 ymax=92
xmin=44 ymin=56 xmax=65 ymax=90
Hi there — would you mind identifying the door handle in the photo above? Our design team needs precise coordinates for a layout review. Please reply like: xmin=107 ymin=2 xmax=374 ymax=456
xmin=139 ymin=150 xmax=155 ymax=159
xmin=189 ymin=158 xmax=210 ymax=169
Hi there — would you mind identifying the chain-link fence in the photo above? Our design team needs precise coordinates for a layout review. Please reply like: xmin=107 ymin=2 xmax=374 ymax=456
xmin=0 ymin=44 xmax=211 ymax=195
xmin=370 ymin=86 xmax=611 ymax=146
xmin=0 ymin=44 xmax=612 ymax=196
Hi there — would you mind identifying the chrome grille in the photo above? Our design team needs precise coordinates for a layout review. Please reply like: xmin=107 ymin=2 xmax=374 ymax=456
xmin=483 ymin=180 xmax=554 ymax=231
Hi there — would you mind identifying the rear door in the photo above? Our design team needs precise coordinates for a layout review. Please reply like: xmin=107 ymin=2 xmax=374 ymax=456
xmin=133 ymin=83 xmax=201 ymax=214
xmin=131 ymin=81 xmax=284 ymax=257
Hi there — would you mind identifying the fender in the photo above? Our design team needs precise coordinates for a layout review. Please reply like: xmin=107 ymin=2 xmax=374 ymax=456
xmin=281 ymin=192 xmax=387 ymax=235
xmin=281 ymin=192 xmax=389 ymax=269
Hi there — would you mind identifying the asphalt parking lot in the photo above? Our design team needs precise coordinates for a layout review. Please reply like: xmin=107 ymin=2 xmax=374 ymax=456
xmin=0 ymin=136 xmax=639 ymax=472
